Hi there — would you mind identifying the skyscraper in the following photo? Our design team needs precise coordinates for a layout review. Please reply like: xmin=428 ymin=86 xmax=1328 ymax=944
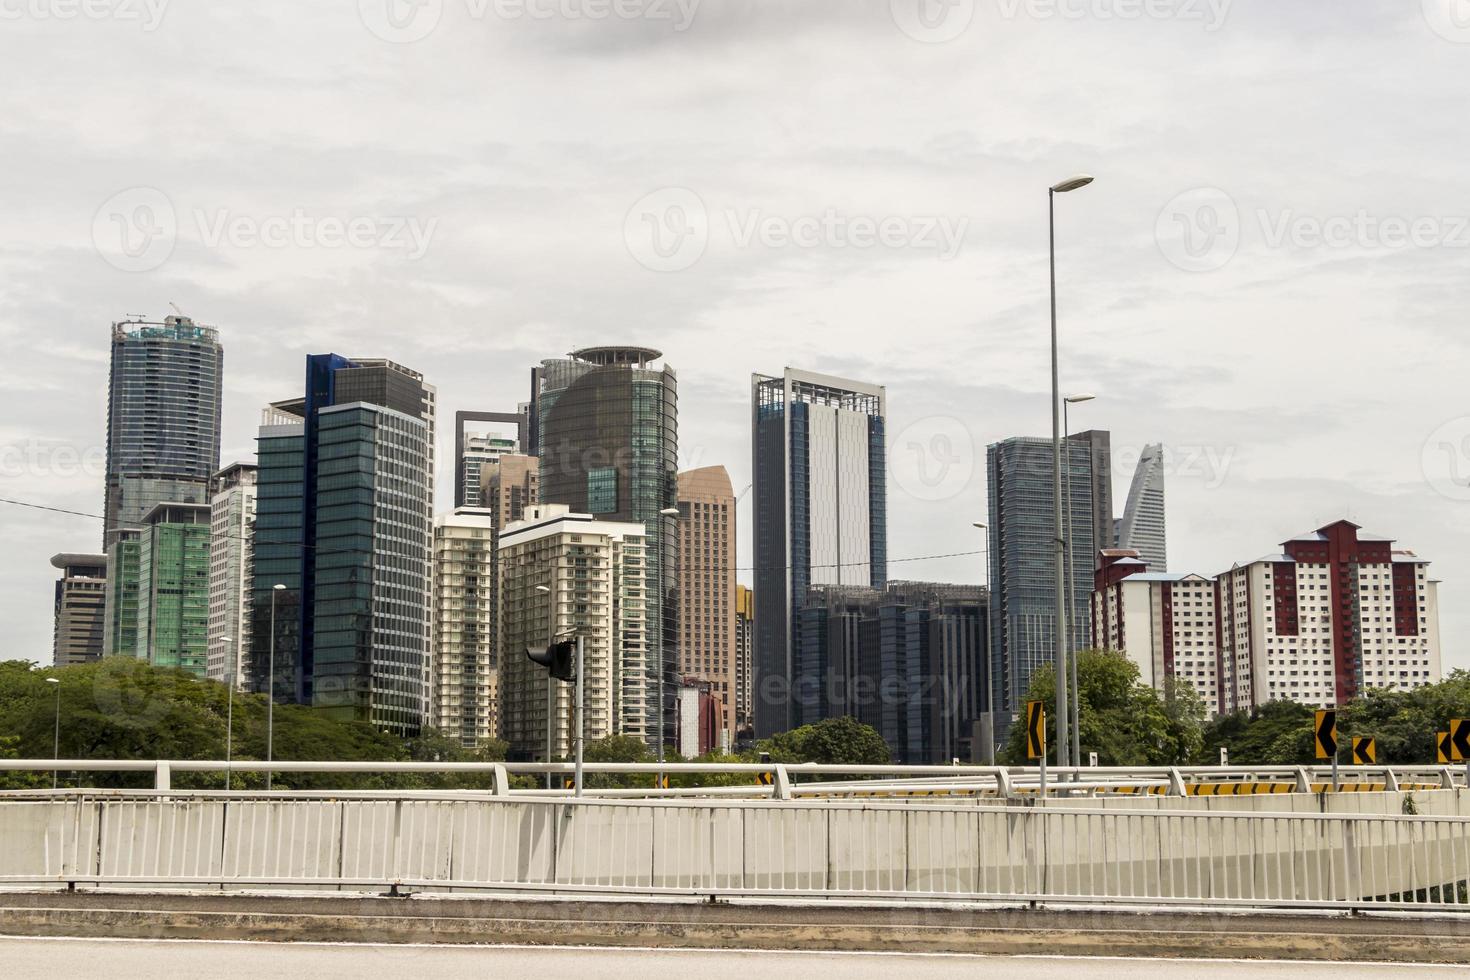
xmin=133 ymin=502 xmax=212 ymax=676
xmin=453 ymin=409 xmax=529 ymax=509
xmin=104 ymin=315 xmax=223 ymax=548
xmin=251 ymin=355 xmax=435 ymax=737
xmin=674 ymin=466 xmax=737 ymax=748
xmin=207 ymin=462 xmax=257 ymax=687
xmin=751 ymin=369 xmax=886 ymax=738
xmin=734 ymin=585 xmax=754 ymax=741
xmin=986 ymin=431 xmax=1111 ymax=716
xmin=1116 ymin=443 xmax=1167 ymax=572
xmin=50 ymin=554 xmax=107 ymax=667
xmin=432 ymin=507 xmax=498 ymax=747
xmin=535 ymin=346 xmax=677 ymax=752
xmin=793 ymin=581 xmax=988 ymax=763
xmin=102 ymin=530 xmax=141 ymax=658
xmin=497 ymin=504 xmax=650 ymax=760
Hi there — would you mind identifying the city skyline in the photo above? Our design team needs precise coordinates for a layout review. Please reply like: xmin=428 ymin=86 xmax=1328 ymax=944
xmin=13 ymin=319 xmax=1469 ymax=682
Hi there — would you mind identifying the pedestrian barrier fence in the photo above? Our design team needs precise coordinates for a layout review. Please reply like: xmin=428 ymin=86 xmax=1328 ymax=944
xmin=2 ymin=790 xmax=1469 ymax=912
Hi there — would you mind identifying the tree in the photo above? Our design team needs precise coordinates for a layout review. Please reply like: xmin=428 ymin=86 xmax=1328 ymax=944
xmin=761 ymin=716 xmax=891 ymax=766
xmin=1002 ymin=649 xmax=1204 ymax=766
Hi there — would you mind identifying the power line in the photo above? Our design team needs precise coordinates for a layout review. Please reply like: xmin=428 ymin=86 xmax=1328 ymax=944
xmin=2 ymin=494 xmax=985 ymax=575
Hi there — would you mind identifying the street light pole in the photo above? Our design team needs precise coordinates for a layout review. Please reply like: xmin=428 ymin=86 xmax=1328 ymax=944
xmin=268 ymin=583 xmax=285 ymax=791
xmin=1048 ymin=173 xmax=1093 ymax=771
xmin=537 ymin=581 xmax=555 ymax=789
xmin=574 ymin=634 xmax=585 ymax=797
xmin=973 ymin=522 xmax=994 ymax=765
xmin=45 ymin=677 xmax=60 ymax=789
xmin=220 ymin=634 xmax=234 ymax=791
xmin=1063 ymin=393 xmax=1096 ymax=773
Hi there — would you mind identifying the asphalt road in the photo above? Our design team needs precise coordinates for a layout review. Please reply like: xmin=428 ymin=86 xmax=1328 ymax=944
xmin=1 ymin=938 xmax=1465 ymax=978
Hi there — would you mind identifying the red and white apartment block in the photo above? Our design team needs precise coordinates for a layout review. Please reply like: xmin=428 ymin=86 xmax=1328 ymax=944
xmin=1092 ymin=520 xmax=1442 ymax=715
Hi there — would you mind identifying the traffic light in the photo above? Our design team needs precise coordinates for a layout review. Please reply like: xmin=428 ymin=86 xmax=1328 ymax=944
xmin=526 ymin=639 xmax=577 ymax=681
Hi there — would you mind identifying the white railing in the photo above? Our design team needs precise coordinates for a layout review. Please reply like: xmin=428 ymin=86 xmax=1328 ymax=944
xmin=0 ymin=759 xmax=1461 ymax=798
xmin=2 ymin=791 xmax=1469 ymax=912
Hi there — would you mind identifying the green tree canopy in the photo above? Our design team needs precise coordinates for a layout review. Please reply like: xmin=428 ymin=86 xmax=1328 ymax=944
xmin=761 ymin=716 xmax=891 ymax=766
xmin=1002 ymin=649 xmax=1205 ymax=766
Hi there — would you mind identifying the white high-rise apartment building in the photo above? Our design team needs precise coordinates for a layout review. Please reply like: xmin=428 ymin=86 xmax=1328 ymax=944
xmin=432 ymin=507 xmax=498 ymax=747
xmin=1093 ymin=520 xmax=1442 ymax=715
xmin=207 ymin=462 xmax=256 ymax=687
xmin=497 ymin=504 xmax=649 ymax=760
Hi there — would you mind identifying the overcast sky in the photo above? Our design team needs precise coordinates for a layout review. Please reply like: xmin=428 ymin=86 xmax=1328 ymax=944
xmin=3 ymin=0 xmax=1468 ymax=672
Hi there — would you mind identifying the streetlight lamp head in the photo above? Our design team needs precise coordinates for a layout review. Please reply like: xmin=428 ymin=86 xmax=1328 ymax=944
xmin=1065 ymin=393 xmax=1097 ymax=404
xmin=273 ymin=583 xmax=286 ymax=591
xmin=972 ymin=522 xmax=987 ymax=530
xmin=1051 ymin=174 xmax=1095 ymax=194
xmin=659 ymin=507 xmax=680 ymax=517
xmin=535 ymin=585 xmax=551 ymax=593
xmin=45 ymin=678 xmax=59 ymax=685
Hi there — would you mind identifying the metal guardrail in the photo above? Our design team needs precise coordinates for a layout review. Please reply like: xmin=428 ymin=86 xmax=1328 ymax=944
xmin=0 ymin=760 xmax=1462 ymax=799
xmin=2 ymin=791 xmax=1469 ymax=912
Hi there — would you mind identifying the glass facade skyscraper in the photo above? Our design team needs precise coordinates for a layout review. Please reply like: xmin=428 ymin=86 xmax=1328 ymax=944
xmin=133 ymin=502 xmax=212 ymax=677
xmin=986 ymin=431 xmax=1111 ymax=717
xmin=751 ymin=369 xmax=887 ymax=738
xmin=104 ymin=315 xmax=223 ymax=548
xmin=1116 ymin=442 xmax=1167 ymax=572
xmin=251 ymin=355 xmax=435 ymax=737
xmin=794 ymin=582 xmax=988 ymax=763
xmin=534 ymin=346 xmax=678 ymax=752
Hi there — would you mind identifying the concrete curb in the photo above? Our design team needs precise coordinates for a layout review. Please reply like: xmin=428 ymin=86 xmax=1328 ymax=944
xmin=1 ymin=892 xmax=1468 ymax=963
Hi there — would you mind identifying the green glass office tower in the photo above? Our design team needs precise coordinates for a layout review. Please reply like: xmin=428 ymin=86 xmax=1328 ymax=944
xmin=101 ymin=531 xmax=142 ymax=658
xmin=534 ymin=346 xmax=677 ymax=751
xmin=134 ymin=503 xmax=212 ymax=676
